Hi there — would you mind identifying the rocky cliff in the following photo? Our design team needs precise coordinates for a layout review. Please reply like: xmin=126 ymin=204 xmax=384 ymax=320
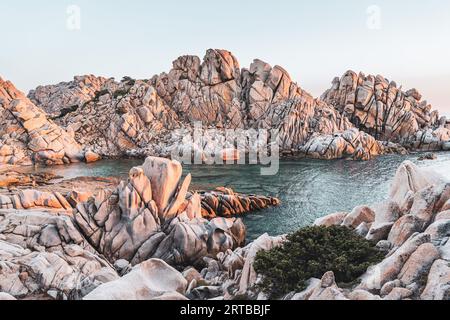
xmin=0 ymin=77 xmax=88 ymax=166
xmin=322 ymin=71 xmax=450 ymax=151
xmin=1 ymin=49 xmax=449 ymax=167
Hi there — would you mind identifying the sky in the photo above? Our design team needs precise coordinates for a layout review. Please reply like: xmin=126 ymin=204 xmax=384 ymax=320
xmin=1 ymin=0 xmax=450 ymax=116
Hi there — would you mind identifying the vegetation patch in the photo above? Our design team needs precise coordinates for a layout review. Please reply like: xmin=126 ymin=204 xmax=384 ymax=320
xmin=253 ymin=226 xmax=384 ymax=298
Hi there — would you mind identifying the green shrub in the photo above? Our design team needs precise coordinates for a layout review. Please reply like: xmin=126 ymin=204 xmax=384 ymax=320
xmin=253 ymin=226 xmax=384 ymax=298
xmin=113 ymin=89 xmax=129 ymax=98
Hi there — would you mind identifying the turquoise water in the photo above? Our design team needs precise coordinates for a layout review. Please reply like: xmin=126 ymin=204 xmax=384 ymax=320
xmin=25 ymin=153 xmax=450 ymax=240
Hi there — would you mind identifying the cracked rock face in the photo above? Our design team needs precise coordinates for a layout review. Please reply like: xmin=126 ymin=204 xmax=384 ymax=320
xmin=199 ymin=187 xmax=280 ymax=218
xmin=25 ymin=49 xmax=446 ymax=163
xmin=28 ymin=75 xmax=112 ymax=118
xmin=321 ymin=71 xmax=449 ymax=151
xmin=0 ymin=210 xmax=118 ymax=299
xmin=0 ymin=77 xmax=87 ymax=166
xmin=73 ymin=157 xmax=247 ymax=267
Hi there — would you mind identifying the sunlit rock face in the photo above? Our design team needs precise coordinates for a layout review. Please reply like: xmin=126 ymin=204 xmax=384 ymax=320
xmin=2 ymin=50 xmax=446 ymax=165
xmin=190 ymin=161 xmax=450 ymax=301
xmin=321 ymin=71 xmax=449 ymax=151
xmin=24 ymin=50 xmax=392 ymax=162
xmin=0 ymin=77 xmax=87 ymax=166
xmin=28 ymin=75 xmax=112 ymax=118
xmin=73 ymin=157 xmax=247 ymax=267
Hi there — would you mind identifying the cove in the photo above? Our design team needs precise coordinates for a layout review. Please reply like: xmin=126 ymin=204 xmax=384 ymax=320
xmin=24 ymin=152 xmax=450 ymax=240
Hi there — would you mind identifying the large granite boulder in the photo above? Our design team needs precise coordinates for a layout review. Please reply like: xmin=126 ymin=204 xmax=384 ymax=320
xmin=73 ymin=157 xmax=246 ymax=267
xmin=84 ymin=259 xmax=188 ymax=300
xmin=0 ymin=210 xmax=118 ymax=299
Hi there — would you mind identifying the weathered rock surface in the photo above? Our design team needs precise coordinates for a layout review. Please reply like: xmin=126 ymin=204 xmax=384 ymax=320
xmin=0 ymin=210 xmax=118 ymax=299
xmin=322 ymin=71 xmax=449 ymax=151
xmin=23 ymin=49 xmax=447 ymax=164
xmin=84 ymin=258 xmax=188 ymax=300
xmin=199 ymin=187 xmax=280 ymax=218
xmin=0 ymin=77 xmax=94 ymax=166
xmin=0 ymin=156 xmax=449 ymax=300
xmin=73 ymin=157 xmax=247 ymax=267
xmin=211 ymin=160 xmax=449 ymax=301
xmin=28 ymin=75 xmax=112 ymax=118
xmin=0 ymin=170 xmax=60 ymax=188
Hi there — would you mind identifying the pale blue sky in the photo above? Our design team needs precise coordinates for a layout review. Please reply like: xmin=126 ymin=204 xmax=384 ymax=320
xmin=1 ymin=0 xmax=450 ymax=115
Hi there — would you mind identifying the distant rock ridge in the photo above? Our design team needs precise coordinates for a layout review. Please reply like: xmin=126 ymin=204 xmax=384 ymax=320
xmin=1 ymin=49 xmax=449 ymax=166
xmin=321 ymin=71 xmax=449 ymax=150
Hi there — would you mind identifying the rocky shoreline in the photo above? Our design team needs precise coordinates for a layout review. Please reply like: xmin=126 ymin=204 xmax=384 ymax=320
xmin=0 ymin=156 xmax=449 ymax=300
xmin=1 ymin=49 xmax=449 ymax=167
xmin=1 ymin=49 xmax=450 ymax=301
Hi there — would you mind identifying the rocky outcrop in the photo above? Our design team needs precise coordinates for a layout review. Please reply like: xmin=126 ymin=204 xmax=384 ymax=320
xmin=0 ymin=210 xmax=119 ymax=299
xmin=84 ymin=259 xmax=188 ymax=300
xmin=169 ymin=160 xmax=449 ymax=301
xmin=0 ymin=156 xmax=281 ymax=300
xmin=0 ymin=77 xmax=93 ymax=166
xmin=73 ymin=157 xmax=247 ymax=267
xmin=300 ymin=128 xmax=383 ymax=160
xmin=28 ymin=75 xmax=112 ymax=118
xmin=322 ymin=71 xmax=449 ymax=151
xmin=199 ymin=187 xmax=280 ymax=218
xmin=1 ymin=157 xmax=449 ymax=300
xmin=26 ymin=49 xmax=423 ymax=163
xmin=311 ymin=161 xmax=450 ymax=300
xmin=0 ymin=170 xmax=60 ymax=188
xmin=0 ymin=189 xmax=72 ymax=211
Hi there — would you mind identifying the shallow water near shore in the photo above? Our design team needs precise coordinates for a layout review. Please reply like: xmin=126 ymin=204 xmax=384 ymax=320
xmin=23 ymin=153 xmax=450 ymax=241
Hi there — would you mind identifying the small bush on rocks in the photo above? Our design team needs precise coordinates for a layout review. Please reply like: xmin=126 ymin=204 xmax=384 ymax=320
xmin=253 ymin=226 xmax=384 ymax=298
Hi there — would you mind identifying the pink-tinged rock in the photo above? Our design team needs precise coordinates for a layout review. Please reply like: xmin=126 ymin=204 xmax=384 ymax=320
xmin=420 ymin=260 xmax=450 ymax=300
xmin=342 ymin=206 xmax=375 ymax=229
xmin=84 ymin=259 xmax=188 ymax=300
xmin=398 ymin=243 xmax=440 ymax=286
xmin=308 ymin=272 xmax=348 ymax=300
xmin=383 ymin=287 xmax=413 ymax=300
xmin=388 ymin=215 xmax=423 ymax=247
xmin=359 ymin=233 xmax=430 ymax=290
xmin=435 ymin=210 xmax=450 ymax=221
xmin=314 ymin=212 xmax=348 ymax=227
xmin=221 ymin=148 xmax=240 ymax=162
xmin=389 ymin=161 xmax=441 ymax=211
xmin=85 ymin=151 xmax=101 ymax=163
xmin=142 ymin=157 xmax=182 ymax=218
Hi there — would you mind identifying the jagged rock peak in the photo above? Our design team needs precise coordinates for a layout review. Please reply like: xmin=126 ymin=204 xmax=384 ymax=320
xmin=321 ymin=70 xmax=443 ymax=145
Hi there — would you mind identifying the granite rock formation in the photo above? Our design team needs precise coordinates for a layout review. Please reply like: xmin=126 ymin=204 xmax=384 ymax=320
xmin=0 ymin=77 xmax=92 ymax=166
xmin=73 ymin=157 xmax=247 ymax=267
xmin=0 ymin=156 xmax=279 ymax=299
xmin=199 ymin=187 xmax=280 ymax=218
xmin=22 ymin=49 xmax=448 ymax=163
xmin=28 ymin=75 xmax=112 ymax=118
xmin=0 ymin=209 xmax=119 ymax=299
xmin=1 ymin=158 xmax=449 ymax=300
xmin=322 ymin=71 xmax=450 ymax=151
